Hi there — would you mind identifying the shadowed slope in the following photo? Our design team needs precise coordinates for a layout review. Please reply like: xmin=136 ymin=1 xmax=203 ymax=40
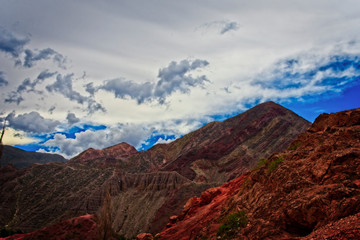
xmin=1 ymin=145 xmax=66 ymax=169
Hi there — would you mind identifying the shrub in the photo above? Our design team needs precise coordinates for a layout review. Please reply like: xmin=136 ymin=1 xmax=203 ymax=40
xmin=267 ymin=156 xmax=284 ymax=173
xmin=288 ymin=142 xmax=301 ymax=151
xmin=255 ymin=158 xmax=268 ymax=170
xmin=217 ymin=211 xmax=248 ymax=239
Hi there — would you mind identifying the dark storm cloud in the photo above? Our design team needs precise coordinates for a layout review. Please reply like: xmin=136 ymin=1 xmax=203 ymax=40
xmin=0 ymin=27 xmax=30 ymax=58
xmin=24 ymin=48 xmax=66 ymax=68
xmin=7 ymin=111 xmax=60 ymax=133
xmin=46 ymin=74 xmax=106 ymax=113
xmin=66 ymin=113 xmax=80 ymax=125
xmin=4 ymin=69 xmax=57 ymax=105
xmin=99 ymin=59 xmax=209 ymax=104
xmin=0 ymin=71 xmax=8 ymax=86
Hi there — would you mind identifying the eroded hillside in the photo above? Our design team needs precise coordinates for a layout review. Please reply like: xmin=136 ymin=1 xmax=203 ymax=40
xmin=153 ymin=107 xmax=360 ymax=239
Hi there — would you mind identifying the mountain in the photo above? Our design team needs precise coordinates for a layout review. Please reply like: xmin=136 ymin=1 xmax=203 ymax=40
xmin=154 ymin=101 xmax=310 ymax=182
xmin=0 ymin=101 xmax=310 ymax=238
xmin=148 ymin=107 xmax=360 ymax=239
xmin=1 ymin=145 xmax=67 ymax=168
xmin=71 ymin=101 xmax=310 ymax=183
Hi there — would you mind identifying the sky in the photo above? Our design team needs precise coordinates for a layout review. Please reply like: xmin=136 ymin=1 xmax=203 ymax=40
xmin=0 ymin=0 xmax=360 ymax=159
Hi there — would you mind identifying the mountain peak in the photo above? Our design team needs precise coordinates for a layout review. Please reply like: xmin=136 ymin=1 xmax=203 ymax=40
xmin=103 ymin=142 xmax=137 ymax=155
xmin=70 ymin=142 xmax=137 ymax=164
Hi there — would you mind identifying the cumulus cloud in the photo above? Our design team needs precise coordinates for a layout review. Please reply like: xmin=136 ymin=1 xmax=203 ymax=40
xmin=7 ymin=111 xmax=60 ymax=133
xmin=0 ymin=71 xmax=8 ymax=86
xmin=66 ymin=113 xmax=80 ymax=125
xmin=24 ymin=48 xmax=66 ymax=68
xmin=99 ymin=59 xmax=209 ymax=104
xmin=4 ymin=69 xmax=57 ymax=105
xmin=43 ymin=124 xmax=151 ymax=158
xmin=46 ymin=74 xmax=106 ymax=113
xmin=198 ymin=20 xmax=240 ymax=35
xmin=0 ymin=27 xmax=30 ymax=58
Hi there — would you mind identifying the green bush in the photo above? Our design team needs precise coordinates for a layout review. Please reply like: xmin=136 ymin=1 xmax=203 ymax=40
xmin=288 ymin=142 xmax=301 ymax=151
xmin=267 ymin=156 xmax=284 ymax=173
xmin=255 ymin=158 xmax=268 ymax=170
xmin=217 ymin=211 xmax=248 ymax=239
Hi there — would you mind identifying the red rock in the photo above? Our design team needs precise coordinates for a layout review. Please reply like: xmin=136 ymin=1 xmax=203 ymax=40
xmin=136 ymin=233 xmax=153 ymax=240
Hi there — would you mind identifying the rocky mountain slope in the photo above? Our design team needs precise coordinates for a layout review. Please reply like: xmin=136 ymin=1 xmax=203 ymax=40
xmin=0 ymin=102 xmax=310 ymax=238
xmin=148 ymin=107 xmax=360 ymax=239
xmin=1 ymin=145 xmax=66 ymax=168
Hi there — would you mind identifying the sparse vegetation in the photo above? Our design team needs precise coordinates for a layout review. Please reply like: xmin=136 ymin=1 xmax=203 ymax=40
xmin=217 ymin=211 xmax=248 ymax=239
xmin=267 ymin=156 xmax=284 ymax=173
xmin=254 ymin=158 xmax=268 ymax=171
xmin=288 ymin=142 xmax=301 ymax=151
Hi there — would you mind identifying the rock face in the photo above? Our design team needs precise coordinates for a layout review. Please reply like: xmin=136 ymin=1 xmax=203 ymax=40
xmin=1 ymin=145 xmax=66 ymax=168
xmin=155 ymin=107 xmax=360 ymax=239
xmin=0 ymin=101 xmax=310 ymax=238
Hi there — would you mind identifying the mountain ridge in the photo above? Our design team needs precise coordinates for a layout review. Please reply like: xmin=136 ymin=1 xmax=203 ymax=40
xmin=1 ymin=145 xmax=67 ymax=169
xmin=0 ymin=101 xmax=311 ymax=238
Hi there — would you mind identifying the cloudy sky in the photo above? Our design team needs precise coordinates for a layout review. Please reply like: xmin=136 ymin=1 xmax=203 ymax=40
xmin=1 ymin=0 xmax=360 ymax=158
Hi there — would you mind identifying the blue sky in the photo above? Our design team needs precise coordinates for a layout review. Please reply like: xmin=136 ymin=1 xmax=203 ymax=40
xmin=1 ymin=0 xmax=360 ymax=158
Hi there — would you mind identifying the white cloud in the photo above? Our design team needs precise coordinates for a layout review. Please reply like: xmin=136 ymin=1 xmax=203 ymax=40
xmin=43 ymin=124 xmax=152 ymax=158
xmin=153 ymin=137 xmax=175 ymax=146
xmin=1 ymin=127 xmax=37 ymax=145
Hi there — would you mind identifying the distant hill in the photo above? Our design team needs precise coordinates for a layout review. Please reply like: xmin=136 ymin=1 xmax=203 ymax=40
xmin=1 ymin=145 xmax=67 ymax=168
xmin=0 ymin=101 xmax=310 ymax=238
